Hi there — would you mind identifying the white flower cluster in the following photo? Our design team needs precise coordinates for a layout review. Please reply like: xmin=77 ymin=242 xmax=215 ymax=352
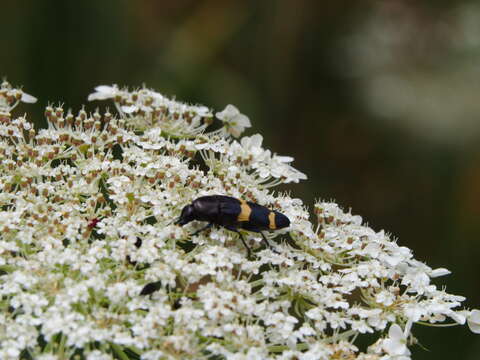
xmin=0 ymin=81 xmax=477 ymax=359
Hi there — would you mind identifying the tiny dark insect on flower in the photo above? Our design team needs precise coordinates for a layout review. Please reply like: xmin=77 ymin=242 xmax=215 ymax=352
xmin=175 ymin=195 xmax=290 ymax=258
xmin=87 ymin=218 xmax=100 ymax=229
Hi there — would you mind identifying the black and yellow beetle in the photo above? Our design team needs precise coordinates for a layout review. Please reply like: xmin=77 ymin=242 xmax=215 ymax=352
xmin=175 ymin=195 xmax=290 ymax=257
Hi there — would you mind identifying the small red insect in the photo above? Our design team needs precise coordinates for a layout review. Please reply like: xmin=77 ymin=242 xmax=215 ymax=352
xmin=87 ymin=218 xmax=100 ymax=229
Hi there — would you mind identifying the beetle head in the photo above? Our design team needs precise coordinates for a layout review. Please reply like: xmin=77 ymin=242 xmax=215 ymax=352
xmin=175 ymin=204 xmax=195 ymax=226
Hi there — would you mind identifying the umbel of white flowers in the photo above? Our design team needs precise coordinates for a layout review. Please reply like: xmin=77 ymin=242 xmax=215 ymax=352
xmin=0 ymin=80 xmax=478 ymax=360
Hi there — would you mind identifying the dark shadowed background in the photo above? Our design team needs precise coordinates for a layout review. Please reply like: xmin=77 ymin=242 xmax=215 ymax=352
xmin=2 ymin=1 xmax=479 ymax=358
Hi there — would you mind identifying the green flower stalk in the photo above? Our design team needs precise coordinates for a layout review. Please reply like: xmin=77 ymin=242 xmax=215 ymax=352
xmin=0 ymin=80 xmax=478 ymax=360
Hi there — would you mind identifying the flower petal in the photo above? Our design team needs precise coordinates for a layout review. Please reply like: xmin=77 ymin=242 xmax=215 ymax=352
xmin=467 ymin=310 xmax=480 ymax=334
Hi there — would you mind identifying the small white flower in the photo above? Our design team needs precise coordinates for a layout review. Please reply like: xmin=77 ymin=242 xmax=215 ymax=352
xmin=376 ymin=290 xmax=395 ymax=306
xmin=140 ymin=350 xmax=165 ymax=360
xmin=216 ymin=104 xmax=251 ymax=137
xmin=240 ymin=133 xmax=264 ymax=157
xmin=87 ymin=85 xmax=119 ymax=101
xmin=382 ymin=323 xmax=411 ymax=358
xmin=86 ymin=350 xmax=114 ymax=360
xmin=20 ymin=91 xmax=37 ymax=104
xmin=467 ymin=309 xmax=480 ymax=334
xmin=37 ymin=355 xmax=63 ymax=360
xmin=429 ymin=267 xmax=451 ymax=278
xmin=121 ymin=104 xmax=138 ymax=113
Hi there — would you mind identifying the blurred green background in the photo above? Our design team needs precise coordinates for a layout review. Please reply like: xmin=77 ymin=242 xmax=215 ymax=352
xmin=2 ymin=1 xmax=479 ymax=358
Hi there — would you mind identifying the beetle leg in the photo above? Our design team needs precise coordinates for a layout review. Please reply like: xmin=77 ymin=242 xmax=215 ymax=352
xmin=260 ymin=231 xmax=273 ymax=250
xmin=245 ymin=226 xmax=273 ymax=250
xmin=190 ymin=223 xmax=213 ymax=236
xmin=224 ymin=226 xmax=252 ymax=259
xmin=237 ymin=231 xmax=252 ymax=259
xmin=261 ymin=232 xmax=281 ymax=254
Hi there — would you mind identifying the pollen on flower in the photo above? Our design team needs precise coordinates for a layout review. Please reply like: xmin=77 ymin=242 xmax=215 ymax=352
xmin=0 ymin=80 xmax=477 ymax=359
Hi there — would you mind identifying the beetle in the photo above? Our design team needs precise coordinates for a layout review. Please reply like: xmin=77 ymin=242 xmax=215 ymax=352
xmin=174 ymin=195 xmax=290 ymax=257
